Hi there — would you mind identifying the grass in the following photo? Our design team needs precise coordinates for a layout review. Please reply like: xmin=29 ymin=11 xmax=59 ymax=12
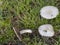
xmin=0 ymin=0 xmax=60 ymax=45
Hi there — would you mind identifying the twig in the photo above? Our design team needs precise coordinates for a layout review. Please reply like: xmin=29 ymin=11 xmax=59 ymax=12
xmin=13 ymin=27 xmax=22 ymax=41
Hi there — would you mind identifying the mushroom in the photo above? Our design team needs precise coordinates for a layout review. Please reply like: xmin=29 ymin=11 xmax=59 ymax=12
xmin=20 ymin=29 xmax=32 ymax=34
xmin=38 ymin=24 xmax=55 ymax=37
xmin=40 ymin=6 xmax=59 ymax=19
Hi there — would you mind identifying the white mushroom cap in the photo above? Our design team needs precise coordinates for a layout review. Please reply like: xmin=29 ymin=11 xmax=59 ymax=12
xmin=40 ymin=6 xmax=59 ymax=19
xmin=20 ymin=29 xmax=32 ymax=34
xmin=38 ymin=24 xmax=55 ymax=37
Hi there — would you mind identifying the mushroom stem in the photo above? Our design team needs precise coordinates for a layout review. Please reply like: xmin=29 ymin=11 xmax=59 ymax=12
xmin=20 ymin=29 xmax=32 ymax=34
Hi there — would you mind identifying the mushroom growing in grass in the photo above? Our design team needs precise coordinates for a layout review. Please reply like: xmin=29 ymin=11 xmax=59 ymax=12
xmin=20 ymin=29 xmax=32 ymax=34
xmin=38 ymin=24 xmax=55 ymax=37
xmin=40 ymin=6 xmax=59 ymax=19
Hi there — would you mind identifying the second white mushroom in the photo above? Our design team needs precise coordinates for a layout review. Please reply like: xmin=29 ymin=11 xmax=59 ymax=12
xmin=38 ymin=24 xmax=55 ymax=37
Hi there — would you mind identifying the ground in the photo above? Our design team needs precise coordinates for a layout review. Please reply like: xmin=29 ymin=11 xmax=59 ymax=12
xmin=0 ymin=0 xmax=60 ymax=45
